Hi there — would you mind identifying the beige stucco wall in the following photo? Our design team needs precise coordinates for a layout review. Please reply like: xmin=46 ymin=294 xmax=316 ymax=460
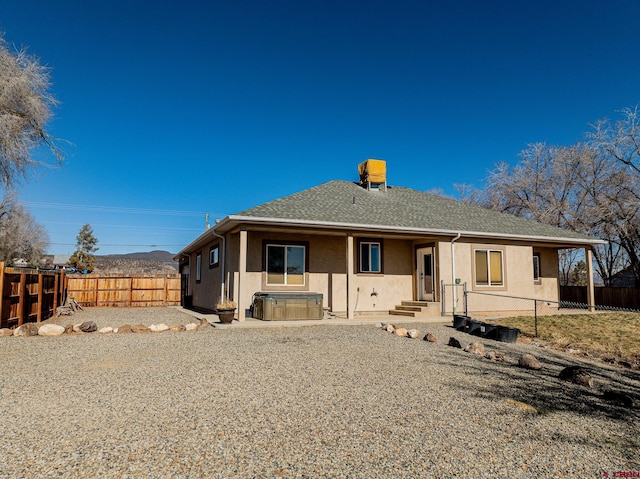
xmin=186 ymin=228 xmax=564 ymax=319
xmin=438 ymin=239 xmax=561 ymax=315
xmin=224 ymin=231 xmax=415 ymax=318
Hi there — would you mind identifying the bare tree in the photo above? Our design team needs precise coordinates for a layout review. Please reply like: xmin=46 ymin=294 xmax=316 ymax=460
xmin=589 ymin=106 xmax=640 ymax=175
xmin=460 ymin=141 xmax=637 ymax=285
xmin=0 ymin=195 xmax=49 ymax=265
xmin=0 ymin=32 xmax=63 ymax=190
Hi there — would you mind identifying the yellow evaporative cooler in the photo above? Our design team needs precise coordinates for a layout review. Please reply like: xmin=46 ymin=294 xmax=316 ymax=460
xmin=358 ymin=159 xmax=387 ymax=191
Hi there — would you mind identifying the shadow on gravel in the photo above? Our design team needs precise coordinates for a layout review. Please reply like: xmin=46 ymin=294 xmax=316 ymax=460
xmin=429 ymin=331 xmax=640 ymax=422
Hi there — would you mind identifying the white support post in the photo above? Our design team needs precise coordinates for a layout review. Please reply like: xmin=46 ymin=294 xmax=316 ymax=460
xmin=347 ymin=234 xmax=355 ymax=319
xmin=586 ymin=247 xmax=595 ymax=312
xmin=238 ymin=229 xmax=248 ymax=321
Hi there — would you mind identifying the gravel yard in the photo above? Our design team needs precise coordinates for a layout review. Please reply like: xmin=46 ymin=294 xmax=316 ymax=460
xmin=1 ymin=307 xmax=639 ymax=478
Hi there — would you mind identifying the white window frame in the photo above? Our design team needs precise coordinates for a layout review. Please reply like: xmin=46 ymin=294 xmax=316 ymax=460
xmin=359 ymin=241 xmax=381 ymax=273
xmin=533 ymin=253 xmax=541 ymax=282
xmin=209 ymin=244 xmax=219 ymax=267
xmin=195 ymin=253 xmax=202 ymax=282
xmin=266 ymin=244 xmax=306 ymax=286
xmin=474 ymin=248 xmax=504 ymax=287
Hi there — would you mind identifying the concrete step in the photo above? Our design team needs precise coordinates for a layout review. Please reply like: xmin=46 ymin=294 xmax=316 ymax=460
xmin=389 ymin=309 xmax=418 ymax=317
xmin=389 ymin=300 xmax=441 ymax=318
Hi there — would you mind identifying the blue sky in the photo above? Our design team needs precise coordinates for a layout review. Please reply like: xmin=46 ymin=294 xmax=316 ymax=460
xmin=2 ymin=0 xmax=639 ymax=255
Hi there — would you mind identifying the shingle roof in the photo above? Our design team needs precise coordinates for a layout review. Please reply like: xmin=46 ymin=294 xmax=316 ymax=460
xmin=233 ymin=180 xmax=600 ymax=244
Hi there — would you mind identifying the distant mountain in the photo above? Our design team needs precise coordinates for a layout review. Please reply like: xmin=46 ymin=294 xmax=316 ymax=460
xmin=103 ymin=250 xmax=176 ymax=263
xmin=94 ymin=250 xmax=178 ymax=275
xmin=42 ymin=250 xmax=180 ymax=275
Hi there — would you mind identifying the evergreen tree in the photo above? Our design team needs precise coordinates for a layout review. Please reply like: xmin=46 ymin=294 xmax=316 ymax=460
xmin=68 ymin=224 xmax=98 ymax=272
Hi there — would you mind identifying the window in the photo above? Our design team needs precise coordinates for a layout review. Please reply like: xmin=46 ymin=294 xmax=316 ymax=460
xmin=533 ymin=254 xmax=540 ymax=281
xmin=359 ymin=240 xmax=381 ymax=273
xmin=195 ymin=253 xmax=202 ymax=282
xmin=209 ymin=244 xmax=219 ymax=268
xmin=266 ymin=244 xmax=305 ymax=285
xmin=474 ymin=249 xmax=503 ymax=286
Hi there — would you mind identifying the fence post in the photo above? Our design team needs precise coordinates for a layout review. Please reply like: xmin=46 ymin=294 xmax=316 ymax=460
xmin=440 ymin=280 xmax=446 ymax=316
xmin=463 ymin=282 xmax=468 ymax=316
xmin=18 ymin=272 xmax=26 ymax=326
xmin=37 ymin=273 xmax=44 ymax=322
xmin=0 ymin=262 xmax=4 ymax=326
xmin=534 ymin=299 xmax=538 ymax=337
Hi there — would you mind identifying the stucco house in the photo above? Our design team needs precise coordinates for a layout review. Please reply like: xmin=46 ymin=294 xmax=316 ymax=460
xmin=176 ymin=162 xmax=603 ymax=321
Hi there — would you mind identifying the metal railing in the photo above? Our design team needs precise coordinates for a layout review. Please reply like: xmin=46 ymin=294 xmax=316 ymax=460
xmin=463 ymin=289 xmax=640 ymax=337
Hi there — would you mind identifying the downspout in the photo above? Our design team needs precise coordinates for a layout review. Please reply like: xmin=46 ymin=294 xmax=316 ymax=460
xmin=211 ymin=228 xmax=226 ymax=302
xmin=451 ymin=233 xmax=461 ymax=315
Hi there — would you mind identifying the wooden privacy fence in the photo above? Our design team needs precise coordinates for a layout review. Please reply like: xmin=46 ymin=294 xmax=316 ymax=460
xmin=0 ymin=262 xmax=65 ymax=328
xmin=66 ymin=274 xmax=181 ymax=307
xmin=560 ymin=285 xmax=640 ymax=311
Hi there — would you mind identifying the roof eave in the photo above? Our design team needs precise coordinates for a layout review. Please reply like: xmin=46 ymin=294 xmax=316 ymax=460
xmin=224 ymin=215 xmax=605 ymax=246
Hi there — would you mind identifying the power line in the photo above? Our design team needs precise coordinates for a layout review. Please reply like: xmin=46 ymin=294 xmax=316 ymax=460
xmin=24 ymin=201 xmax=225 ymax=218
xmin=44 ymin=221 xmax=203 ymax=232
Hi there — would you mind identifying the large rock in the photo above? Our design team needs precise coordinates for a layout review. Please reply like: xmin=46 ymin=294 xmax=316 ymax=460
xmin=406 ymin=329 xmax=420 ymax=339
xmin=0 ymin=328 xmax=14 ymax=337
xmin=131 ymin=324 xmax=151 ymax=333
xmin=64 ymin=324 xmax=75 ymax=334
xmin=79 ymin=321 xmax=98 ymax=333
xmin=423 ymin=333 xmax=437 ymax=342
xmin=185 ymin=323 xmax=198 ymax=331
xmin=13 ymin=323 xmax=39 ymax=337
xmin=602 ymin=390 xmax=634 ymax=408
xmin=98 ymin=327 xmax=114 ymax=334
xmin=169 ymin=324 xmax=186 ymax=332
xmin=559 ymin=366 xmax=594 ymax=387
xmin=484 ymin=351 xmax=505 ymax=362
xmin=385 ymin=324 xmax=396 ymax=333
xmin=149 ymin=323 xmax=169 ymax=332
xmin=38 ymin=324 xmax=66 ymax=336
xmin=518 ymin=353 xmax=543 ymax=370
xmin=448 ymin=337 xmax=462 ymax=348
xmin=115 ymin=324 xmax=133 ymax=334
xmin=464 ymin=342 xmax=485 ymax=355
xmin=394 ymin=327 xmax=408 ymax=337
xmin=197 ymin=318 xmax=212 ymax=329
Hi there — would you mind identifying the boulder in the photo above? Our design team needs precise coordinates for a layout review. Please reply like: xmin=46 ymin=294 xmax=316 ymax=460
xmin=385 ymin=324 xmax=396 ymax=333
xmin=72 ymin=324 xmax=81 ymax=332
xmin=559 ymin=366 xmax=594 ymax=387
xmin=518 ymin=353 xmax=543 ymax=370
xmin=38 ymin=324 xmax=66 ymax=336
xmin=116 ymin=324 xmax=133 ymax=334
xmin=98 ymin=327 xmax=114 ymax=334
xmin=13 ymin=323 xmax=39 ymax=337
xmin=423 ymin=333 xmax=437 ymax=342
xmin=79 ymin=321 xmax=98 ymax=333
xmin=394 ymin=327 xmax=408 ymax=337
xmin=448 ymin=337 xmax=462 ymax=348
xmin=484 ymin=351 xmax=505 ymax=362
xmin=169 ymin=324 xmax=186 ymax=332
xmin=64 ymin=324 xmax=75 ymax=334
xmin=185 ymin=323 xmax=198 ymax=331
xmin=197 ymin=318 xmax=212 ymax=329
xmin=602 ymin=390 xmax=634 ymax=408
xmin=407 ymin=329 xmax=420 ymax=339
xmin=0 ymin=328 xmax=14 ymax=337
xmin=131 ymin=324 xmax=151 ymax=333
xmin=464 ymin=342 xmax=485 ymax=355
xmin=149 ymin=323 xmax=169 ymax=332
